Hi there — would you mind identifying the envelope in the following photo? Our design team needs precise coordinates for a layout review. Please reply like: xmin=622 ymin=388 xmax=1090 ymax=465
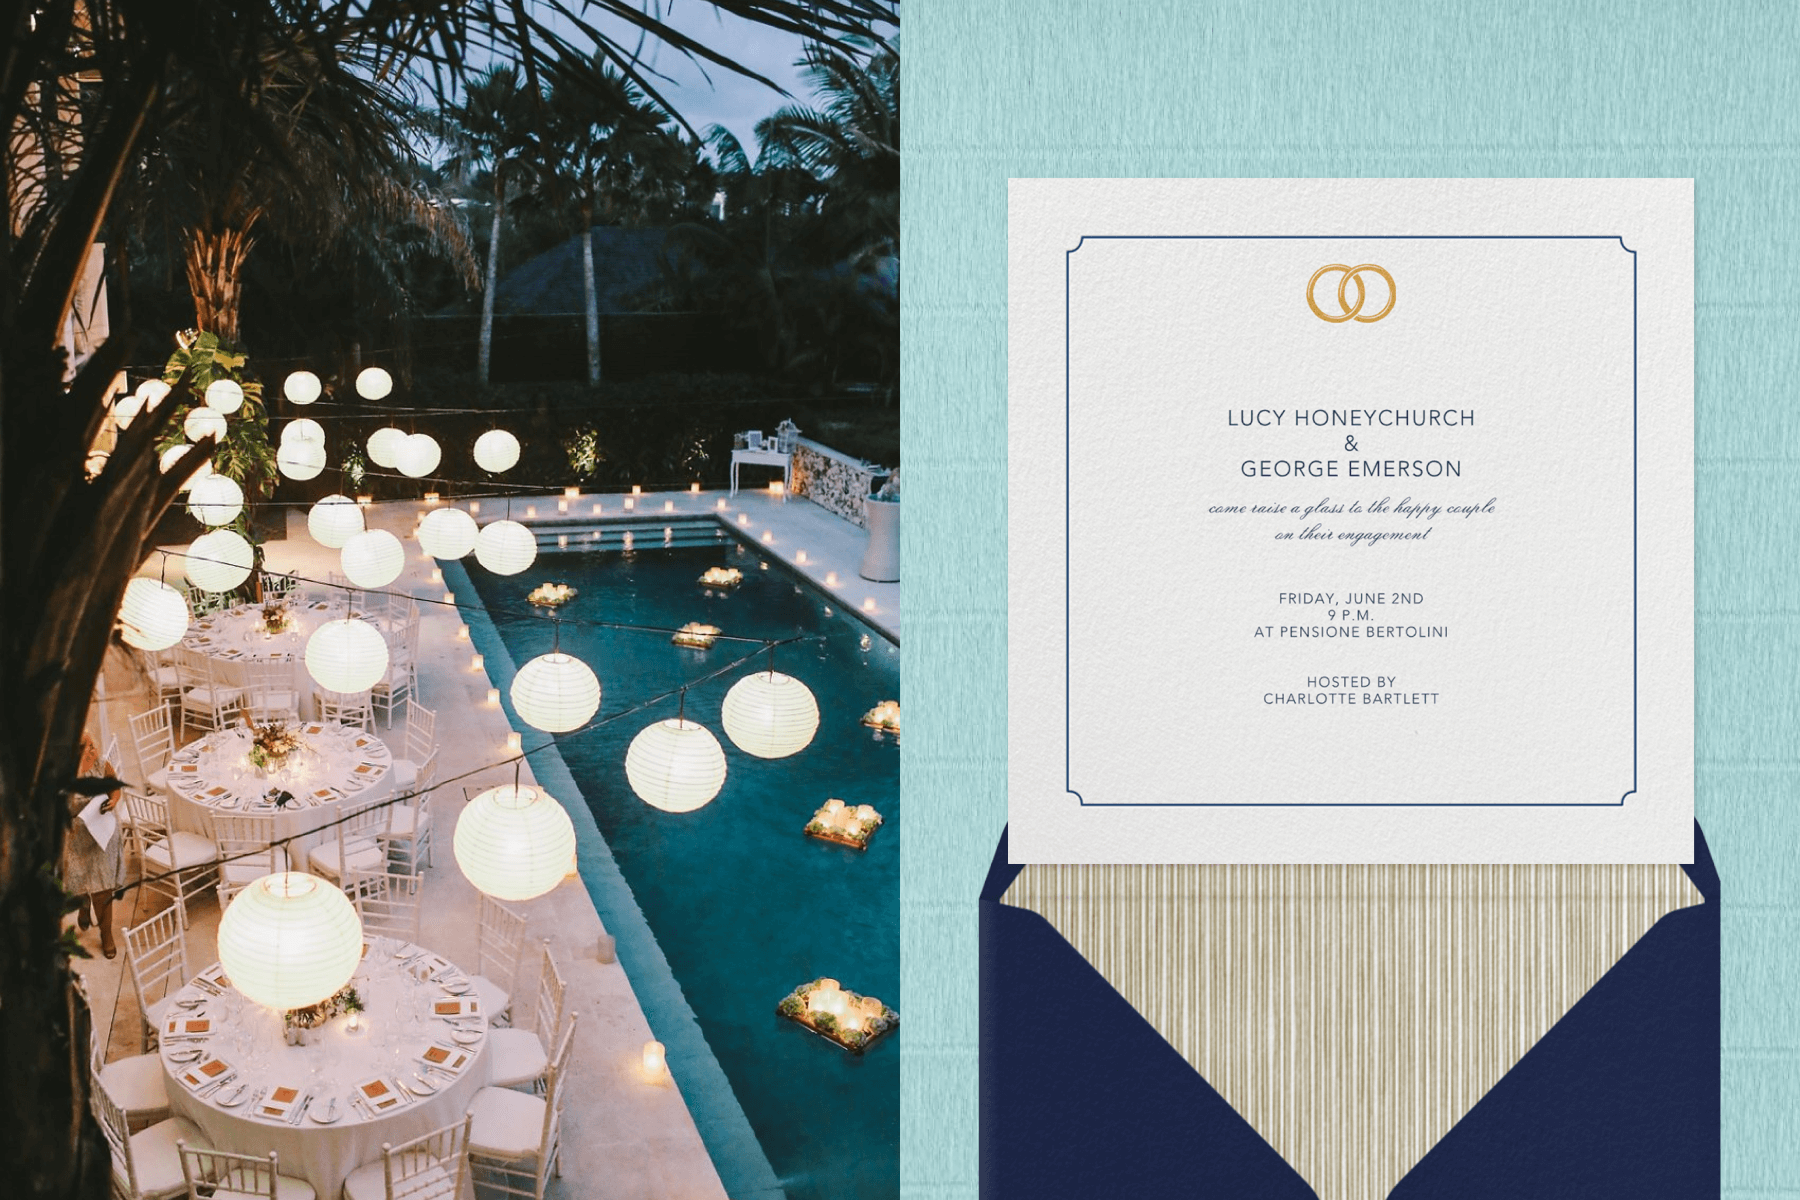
xmin=980 ymin=823 xmax=1719 ymax=1199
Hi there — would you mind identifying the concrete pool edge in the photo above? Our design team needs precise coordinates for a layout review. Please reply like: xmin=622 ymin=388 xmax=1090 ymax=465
xmin=443 ymin=554 xmax=787 ymax=1200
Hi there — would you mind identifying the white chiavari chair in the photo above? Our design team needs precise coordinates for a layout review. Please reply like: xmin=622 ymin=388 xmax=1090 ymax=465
xmin=206 ymin=811 xmax=286 ymax=910
xmin=467 ymin=1016 xmax=578 ymax=1200
xmin=175 ymin=647 xmax=240 ymax=735
xmin=339 ymin=1112 xmax=472 ymax=1200
xmin=380 ymin=748 xmax=437 ymax=875
xmin=122 ymin=791 xmax=218 ymax=928
xmin=92 ymin=1062 xmax=213 ymax=1200
xmin=390 ymin=701 xmax=435 ymax=792
xmin=177 ymin=1143 xmax=315 ymax=1200
xmin=486 ymin=943 xmax=566 ymax=1092
xmin=121 ymin=905 xmax=190 ymax=1052
xmin=90 ymin=1034 xmax=171 ymax=1131
xmin=315 ymin=687 xmax=374 ymax=731
xmin=346 ymin=869 xmax=424 ymax=944
xmin=257 ymin=570 xmax=298 ymax=602
xmin=470 ymin=894 xmax=528 ymax=1028
xmin=241 ymin=658 xmax=301 ymax=724
xmin=140 ymin=646 xmax=184 ymax=712
xmin=306 ymin=798 xmax=389 ymax=885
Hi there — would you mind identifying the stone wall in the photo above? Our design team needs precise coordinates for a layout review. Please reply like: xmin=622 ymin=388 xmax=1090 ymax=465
xmin=791 ymin=437 xmax=884 ymax=528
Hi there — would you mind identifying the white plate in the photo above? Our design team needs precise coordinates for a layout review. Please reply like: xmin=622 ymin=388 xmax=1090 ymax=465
xmin=167 ymin=1048 xmax=203 ymax=1063
xmin=451 ymin=1029 xmax=482 ymax=1045
xmin=406 ymin=1074 xmax=438 ymax=1095
xmin=308 ymin=1098 xmax=342 ymax=1124
xmin=215 ymin=1084 xmax=248 ymax=1107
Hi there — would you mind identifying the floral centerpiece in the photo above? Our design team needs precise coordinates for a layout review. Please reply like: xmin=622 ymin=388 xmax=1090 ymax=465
xmin=697 ymin=566 xmax=742 ymax=589
xmin=247 ymin=720 xmax=303 ymax=770
xmin=804 ymin=799 xmax=884 ymax=850
xmin=527 ymin=582 xmax=578 ymax=607
xmin=672 ymin=622 xmax=721 ymax=648
xmin=861 ymin=700 xmax=901 ymax=737
xmin=283 ymin=984 xmax=363 ymax=1044
xmin=777 ymin=977 xmax=897 ymax=1054
xmin=260 ymin=601 xmax=294 ymax=635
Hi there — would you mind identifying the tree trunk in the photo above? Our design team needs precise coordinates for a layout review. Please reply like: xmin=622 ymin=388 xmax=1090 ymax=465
xmin=181 ymin=223 xmax=255 ymax=344
xmin=478 ymin=173 xmax=504 ymax=385
xmin=580 ymin=202 xmax=599 ymax=386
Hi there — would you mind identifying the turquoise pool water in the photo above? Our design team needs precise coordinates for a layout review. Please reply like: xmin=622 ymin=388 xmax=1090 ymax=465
xmin=464 ymin=536 xmax=899 ymax=1200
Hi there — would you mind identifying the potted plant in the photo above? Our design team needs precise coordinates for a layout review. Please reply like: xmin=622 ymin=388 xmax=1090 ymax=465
xmin=860 ymin=470 xmax=900 ymax=583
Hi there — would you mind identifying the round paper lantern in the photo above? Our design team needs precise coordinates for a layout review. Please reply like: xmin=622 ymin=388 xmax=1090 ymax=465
xmin=186 ymin=529 xmax=254 ymax=593
xmin=305 ymin=617 xmax=389 ymax=693
xmin=367 ymin=427 xmax=407 ymax=468
xmin=111 ymin=390 xmax=143 ymax=430
xmin=355 ymin=367 xmax=393 ymax=400
xmin=203 ymin=378 xmax=244 ymax=414
xmin=720 ymin=670 xmax=820 ymax=759
xmin=184 ymin=405 xmax=228 ymax=443
xmin=307 ymin=494 xmax=364 ymax=549
xmin=159 ymin=444 xmax=212 ymax=490
xmin=216 ymin=872 xmax=363 ymax=1011
xmin=396 ymin=433 xmax=441 ymax=479
xmin=282 ymin=418 xmax=324 ymax=446
xmin=417 ymin=506 xmax=479 ymax=559
xmin=117 ymin=578 xmax=190 ymax=650
xmin=625 ymin=718 xmax=727 ymax=812
xmin=284 ymin=370 xmax=322 ymax=405
xmin=510 ymin=652 xmax=601 ymax=733
xmin=186 ymin=473 xmax=243 ymax=526
xmin=340 ymin=529 xmax=404 ymax=589
xmin=277 ymin=439 xmax=327 ymax=481
xmin=454 ymin=785 xmax=577 ymax=902
xmin=473 ymin=429 xmax=521 ymax=473
xmin=475 ymin=520 xmax=536 ymax=576
xmin=137 ymin=378 xmax=172 ymax=412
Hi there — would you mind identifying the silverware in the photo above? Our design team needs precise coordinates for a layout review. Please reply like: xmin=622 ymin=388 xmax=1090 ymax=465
xmin=289 ymin=1091 xmax=312 ymax=1124
xmin=196 ymin=1071 xmax=237 ymax=1098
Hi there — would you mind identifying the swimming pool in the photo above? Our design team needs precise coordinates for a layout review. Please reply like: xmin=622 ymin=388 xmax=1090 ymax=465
xmin=461 ymin=533 xmax=899 ymax=1200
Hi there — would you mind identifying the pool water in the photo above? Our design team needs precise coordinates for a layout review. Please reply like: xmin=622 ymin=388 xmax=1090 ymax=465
xmin=466 ymin=538 xmax=899 ymax=1200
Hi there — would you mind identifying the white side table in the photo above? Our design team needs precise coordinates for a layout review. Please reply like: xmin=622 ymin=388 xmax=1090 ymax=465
xmin=730 ymin=447 xmax=792 ymax=495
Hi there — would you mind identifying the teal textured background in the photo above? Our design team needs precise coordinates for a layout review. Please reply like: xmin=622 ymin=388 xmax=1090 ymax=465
xmin=901 ymin=3 xmax=1800 ymax=1196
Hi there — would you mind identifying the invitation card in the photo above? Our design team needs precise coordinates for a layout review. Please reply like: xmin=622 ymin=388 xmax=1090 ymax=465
xmin=1007 ymin=179 xmax=1693 ymax=863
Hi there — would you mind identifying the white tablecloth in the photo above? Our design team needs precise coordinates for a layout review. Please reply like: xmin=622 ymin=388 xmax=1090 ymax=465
xmin=165 ymin=722 xmax=393 ymax=853
xmin=161 ymin=939 xmax=490 ymax=1197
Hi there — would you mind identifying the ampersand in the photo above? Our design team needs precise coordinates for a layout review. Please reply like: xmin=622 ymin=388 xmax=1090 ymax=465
xmin=1345 ymin=436 xmax=1358 ymax=452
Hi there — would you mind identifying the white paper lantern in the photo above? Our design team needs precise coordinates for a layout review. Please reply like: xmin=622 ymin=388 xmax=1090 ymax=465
xmin=159 ymin=444 xmax=211 ymax=490
xmin=184 ymin=405 xmax=228 ymax=443
xmin=284 ymin=370 xmax=322 ymax=404
xmin=355 ymin=367 xmax=393 ymax=400
xmin=216 ymin=872 xmax=363 ymax=1011
xmin=186 ymin=474 xmax=244 ymax=526
xmin=186 ymin=529 xmax=254 ymax=593
xmin=111 ymin=390 xmax=143 ymax=430
xmin=475 ymin=520 xmax=536 ymax=575
xmin=473 ymin=429 xmax=521 ymax=473
xmin=137 ymin=379 xmax=172 ymax=412
xmin=454 ymin=785 xmax=577 ymax=902
xmin=307 ymin=494 xmax=364 ymax=549
xmin=117 ymin=578 xmax=190 ymax=650
xmin=367 ymin=427 xmax=407 ymax=468
xmin=510 ymin=652 xmax=601 ymax=733
xmin=396 ymin=433 xmax=441 ymax=479
xmin=625 ymin=718 xmax=727 ymax=812
xmin=203 ymin=378 xmax=244 ymax=414
xmin=277 ymin=439 xmax=327 ymax=481
xmin=417 ymin=506 xmax=479 ymax=559
xmin=340 ymin=529 xmax=404 ymax=589
xmin=305 ymin=618 xmax=389 ymax=693
xmin=282 ymin=418 xmax=324 ymax=446
xmin=720 ymin=670 xmax=819 ymax=759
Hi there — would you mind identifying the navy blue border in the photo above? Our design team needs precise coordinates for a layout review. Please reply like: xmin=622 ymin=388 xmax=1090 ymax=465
xmin=1064 ymin=234 xmax=1637 ymax=808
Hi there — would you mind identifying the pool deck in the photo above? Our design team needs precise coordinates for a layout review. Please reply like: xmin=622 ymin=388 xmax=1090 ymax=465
xmin=83 ymin=489 xmax=897 ymax=1200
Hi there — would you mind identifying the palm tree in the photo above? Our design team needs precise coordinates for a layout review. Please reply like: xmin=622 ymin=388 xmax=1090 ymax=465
xmin=438 ymin=66 xmax=544 ymax=383
xmin=542 ymin=62 xmax=692 ymax=383
xmin=0 ymin=2 xmax=895 ymax=1193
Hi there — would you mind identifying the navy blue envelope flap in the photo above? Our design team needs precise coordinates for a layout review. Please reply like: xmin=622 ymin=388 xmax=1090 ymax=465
xmin=979 ymin=825 xmax=1720 ymax=1200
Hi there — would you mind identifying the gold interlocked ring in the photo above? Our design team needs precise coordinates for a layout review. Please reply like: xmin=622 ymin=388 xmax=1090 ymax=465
xmin=1307 ymin=263 xmax=1396 ymax=323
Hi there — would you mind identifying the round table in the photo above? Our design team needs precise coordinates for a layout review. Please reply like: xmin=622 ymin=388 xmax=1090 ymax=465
xmin=160 ymin=938 xmax=491 ymax=1198
xmin=165 ymin=722 xmax=392 ymax=853
xmin=184 ymin=600 xmax=404 ymax=718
